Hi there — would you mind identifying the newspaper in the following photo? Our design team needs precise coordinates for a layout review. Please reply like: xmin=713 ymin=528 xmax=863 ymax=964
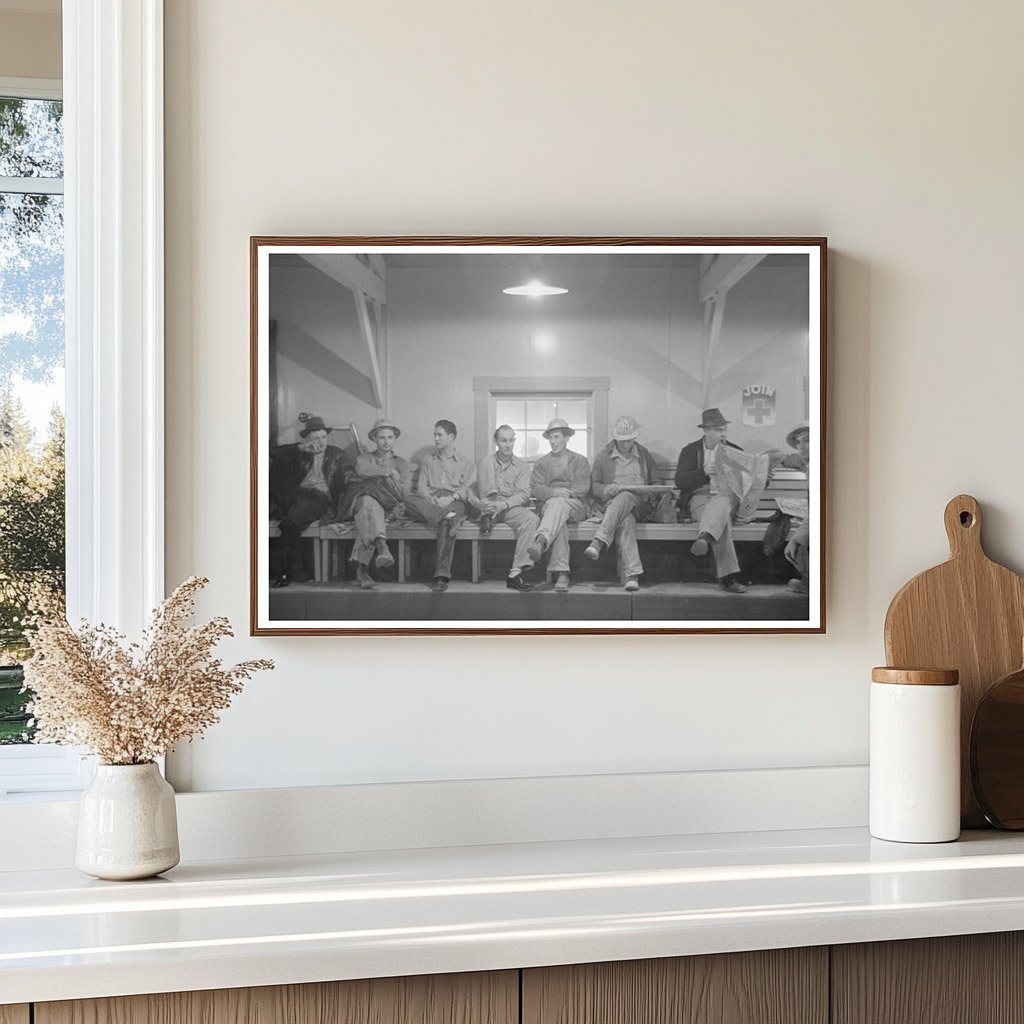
xmin=712 ymin=446 xmax=771 ymax=523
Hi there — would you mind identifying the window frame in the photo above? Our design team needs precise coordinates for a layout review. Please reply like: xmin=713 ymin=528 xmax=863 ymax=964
xmin=473 ymin=376 xmax=610 ymax=464
xmin=0 ymin=0 xmax=165 ymax=799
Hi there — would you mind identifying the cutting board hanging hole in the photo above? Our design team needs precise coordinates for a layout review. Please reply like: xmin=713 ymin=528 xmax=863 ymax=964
xmin=944 ymin=494 xmax=982 ymax=556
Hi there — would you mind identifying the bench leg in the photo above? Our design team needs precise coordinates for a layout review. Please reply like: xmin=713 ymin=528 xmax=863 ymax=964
xmin=313 ymin=539 xmax=323 ymax=583
xmin=472 ymin=539 xmax=480 ymax=583
xmin=399 ymin=540 xmax=407 ymax=583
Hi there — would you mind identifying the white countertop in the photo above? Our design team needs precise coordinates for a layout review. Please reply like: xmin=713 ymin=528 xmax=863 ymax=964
xmin=4 ymin=826 xmax=1024 ymax=1004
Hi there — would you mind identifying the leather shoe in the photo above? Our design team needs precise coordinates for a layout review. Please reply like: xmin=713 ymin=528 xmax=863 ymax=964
xmin=431 ymin=576 xmax=449 ymax=592
xmin=720 ymin=576 xmax=748 ymax=594
xmin=554 ymin=573 xmax=570 ymax=593
xmin=478 ymin=513 xmax=494 ymax=535
xmin=273 ymin=573 xmax=291 ymax=588
xmin=374 ymin=548 xmax=395 ymax=570
xmin=356 ymin=566 xmax=375 ymax=590
xmin=690 ymin=535 xmax=710 ymax=557
xmin=506 ymin=573 xmax=533 ymax=592
xmin=584 ymin=540 xmax=604 ymax=561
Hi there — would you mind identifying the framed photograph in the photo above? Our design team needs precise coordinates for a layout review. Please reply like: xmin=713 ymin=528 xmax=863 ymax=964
xmin=251 ymin=236 xmax=826 ymax=635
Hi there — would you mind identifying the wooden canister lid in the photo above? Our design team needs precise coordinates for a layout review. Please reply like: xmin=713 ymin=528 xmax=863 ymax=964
xmin=871 ymin=667 xmax=960 ymax=686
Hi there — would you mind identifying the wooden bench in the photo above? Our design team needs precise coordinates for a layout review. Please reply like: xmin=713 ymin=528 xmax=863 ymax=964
xmin=313 ymin=470 xmax=807 ymax=584
xmin=268 ymin=521 xmax=325 ymax=581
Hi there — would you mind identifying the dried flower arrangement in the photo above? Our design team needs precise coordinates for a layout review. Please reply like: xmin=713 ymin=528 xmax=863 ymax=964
xmin=23 ymin=577 xmax=273 ymax=765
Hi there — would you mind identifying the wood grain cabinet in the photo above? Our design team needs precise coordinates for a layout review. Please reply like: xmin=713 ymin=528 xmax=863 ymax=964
xmin=35 ymin=971 xmax=518 ymax=1024
xmin=18 ymin=933 xmax=1024 ymax=1024
xmin=832 ymin=932 xmax=1024 ymax=1024
xmin=522 ymin=948 xmax=828 ymax=1024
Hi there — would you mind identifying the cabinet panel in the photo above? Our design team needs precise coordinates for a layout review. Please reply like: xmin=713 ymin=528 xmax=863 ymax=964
xmin=0 ymin=1007 xmax=29 ymax=1024
xmin=832 ymin=932 xmax=1024 ymax=1024
xmin=523 ymin=948 xmax=828 ymax=1024
xmin=36 ymin=971 xmax=517 ymax=1024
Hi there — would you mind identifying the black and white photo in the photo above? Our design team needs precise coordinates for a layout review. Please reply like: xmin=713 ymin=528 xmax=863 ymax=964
xmin=251 ymin=237 xmax=826 ymax=634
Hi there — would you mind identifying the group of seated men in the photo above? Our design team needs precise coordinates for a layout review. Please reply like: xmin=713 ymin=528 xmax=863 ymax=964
xmin=270 ymin=409 xmax=811 ymax=595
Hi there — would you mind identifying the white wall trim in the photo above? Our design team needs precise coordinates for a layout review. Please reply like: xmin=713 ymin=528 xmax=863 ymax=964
xmin=0 ymin=765 xmax=870 ymax=869
xmin=63 ymin=0 xmax=164 ymax=633
xmin=0 ymin=76 xmax=62 ymax=100
xmin=0 ymin=1 xmax=166 ymax=801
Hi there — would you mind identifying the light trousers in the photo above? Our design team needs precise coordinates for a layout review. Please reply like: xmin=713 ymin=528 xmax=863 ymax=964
xmin=689 ymin=488 xmax=741 ymax=579
xmin=403 ymin=493 xmax=467 ymax=579
xmin=537 ymin=496 xmax=589 ymax=574
xmin=594 ymin=491 xmax=644 ymax=580
xmin=494 ymin=505 xmax=540 ymax=572
xmin=350 ymin=495 xmax=387 ymax=566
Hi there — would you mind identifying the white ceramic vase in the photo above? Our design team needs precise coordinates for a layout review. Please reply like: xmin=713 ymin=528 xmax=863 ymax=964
xmin=76 ymin=762 xmax=181 ymax=880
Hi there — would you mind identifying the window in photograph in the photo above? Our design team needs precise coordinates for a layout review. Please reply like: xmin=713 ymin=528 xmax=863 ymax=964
xmin=493 ymin=393 xmax=592 ymax=461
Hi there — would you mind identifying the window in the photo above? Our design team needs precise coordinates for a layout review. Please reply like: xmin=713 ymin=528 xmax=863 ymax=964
xmin=474 ymin=377 xmax=609 ymax=464
xmin=493 ymin=395 xmax=592 ymax=461
xmin=0 ymin=85 xmax=65 ymax=753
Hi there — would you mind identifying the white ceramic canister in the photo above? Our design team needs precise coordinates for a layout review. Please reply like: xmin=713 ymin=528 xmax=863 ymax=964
xmin=870 ymin=667 xmax=961 ymax=843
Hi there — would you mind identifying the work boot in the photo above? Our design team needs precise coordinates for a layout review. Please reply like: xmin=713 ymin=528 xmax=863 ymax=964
xmin=526 ymin=534 xmax=548 ymax=563
xmin=356 ymin=565 xmax=375 ymax=590
xmin=690 ymin=533 xmax=713 ymax=557
xmin=374 ymin=539 xmax=395 ymax=569
xmin=554 ymin=572 xmax=570 ymax=593
xmin=584 ymin=539 xmax=605 ymax=561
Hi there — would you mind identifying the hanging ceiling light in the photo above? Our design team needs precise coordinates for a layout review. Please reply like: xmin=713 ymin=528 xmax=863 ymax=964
xmin=502 ymin=280 xmax=569 ymax=297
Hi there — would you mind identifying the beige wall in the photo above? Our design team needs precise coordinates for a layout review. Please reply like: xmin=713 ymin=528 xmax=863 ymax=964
xmin=0 ymin=10 xmax=60 ymax=80
xmin=164 ymin=0 xmax=1024 ymax=791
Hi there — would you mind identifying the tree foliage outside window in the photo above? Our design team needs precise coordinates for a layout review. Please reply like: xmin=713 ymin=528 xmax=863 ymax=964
xmin=0 ymin=95 xmax=65 ymax=744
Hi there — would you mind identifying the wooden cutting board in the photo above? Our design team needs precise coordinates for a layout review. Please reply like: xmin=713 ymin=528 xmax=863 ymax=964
xmin=884 ymin=494 xmax=1024 ymax=827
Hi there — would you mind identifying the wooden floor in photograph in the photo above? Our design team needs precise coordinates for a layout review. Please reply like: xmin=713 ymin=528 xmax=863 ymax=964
xmin=268 ymin=581 xmax=809 ymax=622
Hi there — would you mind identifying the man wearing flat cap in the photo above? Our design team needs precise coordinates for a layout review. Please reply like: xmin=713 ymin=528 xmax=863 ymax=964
xmin=674 ymin=407 xmax=748 ymax=593
xmin=527 ymin=418 xmax=591 ymax=593
xmin=269 ymin=415 xmax=353 ymax=588
xmin=339 ymin=418 xmax=412 ymax=590
xmin=586 ymin=415 xmax=661 ymax=592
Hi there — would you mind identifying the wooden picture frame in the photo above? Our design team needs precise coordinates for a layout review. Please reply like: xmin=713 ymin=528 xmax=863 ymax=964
xmin=251 ymin=236 xmax=826 ymax=635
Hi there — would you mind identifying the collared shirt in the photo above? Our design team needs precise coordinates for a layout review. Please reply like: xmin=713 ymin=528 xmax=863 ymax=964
xmin=702 ymin=442 xmax=719 ymax=494
xmin=610 ymin=444 xmax=645 ymax=487
xmin=476 ymin=452 xmax=531 ymax=509
xmin=355 ymin=448 xmax=412 ymax=494
xmin=299 ymin=451 xmax=329 ymax=494
xmin=418 ymin=447 xmax=475 ymax=500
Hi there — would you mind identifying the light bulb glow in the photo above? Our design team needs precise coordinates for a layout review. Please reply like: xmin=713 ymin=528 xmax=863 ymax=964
xmin=502 ymin=280 xmax=568 ymax=297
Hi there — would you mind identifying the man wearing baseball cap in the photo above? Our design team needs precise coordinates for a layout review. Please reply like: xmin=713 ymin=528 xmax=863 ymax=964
xmin=338 ymin=418 xmax=411 ymax=590
xmin=674 ymin=407 xmax=748 ymax=593
xmin=527 ymin=418 xmax=591 ymax=593
xmin=269 ymin=415 xmax=353 ymax=588
xmin=586 ymin=414 xmax=660 ymax=592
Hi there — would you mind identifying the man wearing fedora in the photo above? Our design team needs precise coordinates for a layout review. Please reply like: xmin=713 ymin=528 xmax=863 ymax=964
xmin=338 ymin=418 xmax=412 ymax=590
xmin=470 ymin=424 xmax=539 ymax=591
xmin=781 ymin=420 xmax=810 ymax=472
xmin=674 ymin=407 xmax=748 ymax=594
xmin=403 ymin=419 xmax=476 ymax=592
xmin=527 ymin=418 xmax=591 ymax=593
xmin=269 ymin=415 xmax=353 ymax=588
xmin=586 ymin=415 xmax=660 ymax=592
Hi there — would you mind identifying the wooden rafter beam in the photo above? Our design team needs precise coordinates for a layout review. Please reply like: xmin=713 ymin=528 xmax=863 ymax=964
xmin=698 ymin=253 xmax=765 ymax=304
xmin=301 ymin=253 xmax=386 ymax=306
xmin=353 ymin=291 xmax=384 ymax=412
xmin=700 ymin=293 xmax=726 ymax=411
